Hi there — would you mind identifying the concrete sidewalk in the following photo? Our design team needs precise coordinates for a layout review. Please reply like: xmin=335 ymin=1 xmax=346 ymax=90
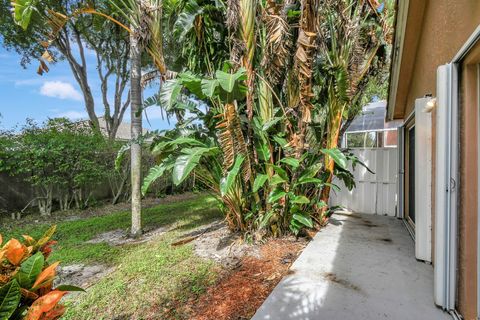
xmin=252 ymin=213 xmax=451 ymax=320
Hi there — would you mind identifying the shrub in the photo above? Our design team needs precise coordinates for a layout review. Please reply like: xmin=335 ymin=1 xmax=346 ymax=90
xmin=0 ymin=226 xmax=83 ymax=319
xmin=0 ymin=118 xmax=111 ymax=215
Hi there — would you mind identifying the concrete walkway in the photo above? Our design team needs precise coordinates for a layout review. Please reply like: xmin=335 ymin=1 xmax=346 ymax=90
xmin=252 ymin=213 xmax=451 ymax=320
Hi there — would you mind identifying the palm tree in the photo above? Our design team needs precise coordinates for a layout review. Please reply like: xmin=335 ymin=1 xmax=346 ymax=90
xmin=11 ymin=0 xmax=167 ymax=236
xmin=12 ymin=0 xmax=391 ymax=236
xmin=129 ymin=15 xmax=143 ymax=237
xmin=111 ymin=0 xmax=166 ymax=236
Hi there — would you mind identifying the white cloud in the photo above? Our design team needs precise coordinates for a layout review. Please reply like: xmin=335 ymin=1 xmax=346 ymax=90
xmin=55 ymin=110 xmax=88 ymax=120
xmin=40 ymin=81 xmax=82 ymax=101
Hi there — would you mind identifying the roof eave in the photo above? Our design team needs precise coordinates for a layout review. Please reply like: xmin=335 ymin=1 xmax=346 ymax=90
xmin=386 ymin=0 xmax=410 ymax=122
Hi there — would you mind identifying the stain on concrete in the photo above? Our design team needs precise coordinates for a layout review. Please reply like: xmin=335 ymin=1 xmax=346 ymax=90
xmin=362 ymin=220 xmax=379 ymax=227
xmin=322 ymin=272 xmax=361 ymax=292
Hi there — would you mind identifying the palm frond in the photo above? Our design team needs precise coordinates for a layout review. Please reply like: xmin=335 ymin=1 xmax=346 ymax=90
xmin=261 ymin=0 xmax=292 ymax=86
xmin=215 ymin=103 xmax=252 ymax=183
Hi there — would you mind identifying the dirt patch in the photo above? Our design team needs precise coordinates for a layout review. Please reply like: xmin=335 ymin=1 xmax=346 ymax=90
xmin=322 ymin=272 xmax=362 ymax=292
xmin=377 ymin=237 xmax=393 ymax=243
xmin=167 ymin=238 xmax=306 ymax=320
xmin=189 ymin=221 xmax=260 ymax=268
xmin=86 ymin=226 xmax=169 ymax=246
xmin=56 ymin=264 xmax=115 ymax=289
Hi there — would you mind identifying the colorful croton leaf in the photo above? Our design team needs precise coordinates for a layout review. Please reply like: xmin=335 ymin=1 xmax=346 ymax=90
xmin=0 ymin=226 xmax=84 ymax=320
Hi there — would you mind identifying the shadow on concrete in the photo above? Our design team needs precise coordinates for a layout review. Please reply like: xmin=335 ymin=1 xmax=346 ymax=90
xmin=251 ymin=214 xmax=451 ymax=320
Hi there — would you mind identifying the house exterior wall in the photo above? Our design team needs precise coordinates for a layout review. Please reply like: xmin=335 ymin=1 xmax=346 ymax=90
xmin=392 ymin=0 xmax=480 ymax=119
xmin=389 ymin=1 xmax=480 ymax=319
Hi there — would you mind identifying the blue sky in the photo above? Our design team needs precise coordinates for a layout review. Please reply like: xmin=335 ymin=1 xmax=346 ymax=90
xmin=0 ymin=45 xmax=175 ymax=132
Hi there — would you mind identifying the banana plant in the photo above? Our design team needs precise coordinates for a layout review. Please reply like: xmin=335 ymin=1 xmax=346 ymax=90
xmin=256 ymin=151 xmax=342 ymax=236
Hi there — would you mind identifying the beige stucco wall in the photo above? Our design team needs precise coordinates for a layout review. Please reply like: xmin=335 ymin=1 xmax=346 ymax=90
xmin=391 ymin=1 xmax=480 ymax=319
xmin=393 ymin=0 xmax=480 ymax=118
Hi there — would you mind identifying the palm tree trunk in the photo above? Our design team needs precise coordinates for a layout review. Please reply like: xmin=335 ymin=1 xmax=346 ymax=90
xmin=319 ymin=99 xmax=346 ymax=221
xmin=130 ymin=29 xmax=143 ymax=238
xmin=293 ymin=0 xmax=318 ymax=158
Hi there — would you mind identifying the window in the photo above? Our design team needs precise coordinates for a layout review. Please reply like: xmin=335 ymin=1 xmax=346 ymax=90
xmin=345 ymin=130 xmax=397 ymax=148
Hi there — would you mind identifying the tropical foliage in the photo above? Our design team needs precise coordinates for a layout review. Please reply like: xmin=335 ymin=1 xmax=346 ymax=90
xmin=0 ymin=226 xmax=83 ymax=320
xmin=138 ymin=0 xmax=392 ymax=236
xmin=10 ymin=0 xmax=393 ymax=237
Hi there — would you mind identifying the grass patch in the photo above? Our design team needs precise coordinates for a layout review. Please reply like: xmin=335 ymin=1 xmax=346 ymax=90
xmin=3 ymin=193 xmax=224 ymax=319
xmin=1 ymin=194 xmax=222 ymax=265
xmin=62 ymin=230 xmax=219 ymax=320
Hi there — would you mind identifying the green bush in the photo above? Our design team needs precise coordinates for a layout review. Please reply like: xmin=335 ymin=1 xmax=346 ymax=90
xmin=0 ymin=118 xmax=111 ymax=215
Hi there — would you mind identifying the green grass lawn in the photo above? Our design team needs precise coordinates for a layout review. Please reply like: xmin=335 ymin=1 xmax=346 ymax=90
xmin=2 ymin=194 xmax=224 ymax=319
xmin=2 ymin=194 xmax=222 ymax=265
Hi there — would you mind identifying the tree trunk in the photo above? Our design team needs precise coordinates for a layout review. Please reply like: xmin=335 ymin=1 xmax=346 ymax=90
xmin=319 ymin=105 xmax=344 ymax=220
xmin=130 ymin=30 xmax=143 ymax=238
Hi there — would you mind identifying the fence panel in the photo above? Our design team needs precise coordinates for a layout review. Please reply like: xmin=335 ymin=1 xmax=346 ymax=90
xmin=329 ymin=148 xmax=398 ymax=216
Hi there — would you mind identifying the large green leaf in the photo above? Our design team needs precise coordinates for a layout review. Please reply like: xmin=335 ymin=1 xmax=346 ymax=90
xmin=159 ymin=79 xmax=183 ymax=111
xmin=271 ymin=165 xmax=288 ymax=180
xmin=173 ymin=0 xmax=203 ymax=40
xmin=321 ymin=148 xmax=347 ymax=170
xmin=179 ymin=72 xmax=205 ymax=99
xmin=220 ymin=155 xmax=245 ymax=196
xmin=292 ymin=195 xmax=310 ymax=204
xmin=262 ymin=117 xmax=282 ymax=132
xmin=255 ymin=141 xmax=271 ymax=162
xmin=215 ymin=68 xmax=246 ymax=93
xmin=201 ymin=79 xmax=219 ymax=98
xmin=115 ymin=144 xmax=130 ymax=171
xmin=268 ymin=189 xmax=287 ymax=203
xmin=215 ymin=70 xmax=236 ymax=93
xmin=0 ymin=280 xmax=21 ymax=320
xmin=269 ymin=174 xmax=286 ymax=186
xmin=142 ymin=160 xmax=174 ymax=196
xmin=11 ymin=0 xmax=38 ymax=30
xmin=172 ymin=147 xmax=218 ymax=185
xmin=272 ymin=135 xmax=290 ymax=150
xmin=16 ymin=252 xmax=44 ymax=289
xmin=298 ymin=163 xmax=323 ymax=181
xmin=296 ymin=177 xmax=324 ymax=185
xmin=280 ymin=157 xmax=300 ymax=168
xmin=151 ymin=137 xmax=206 ymax=156
xmin=253 ymin=174 xmax=268 ymax=193
xmin=292 ymin=214 xmax=314 ymax=228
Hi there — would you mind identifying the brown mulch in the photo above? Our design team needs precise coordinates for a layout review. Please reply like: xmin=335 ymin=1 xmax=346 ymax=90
xmin=176 ymin=238 xmax=307 ymax=320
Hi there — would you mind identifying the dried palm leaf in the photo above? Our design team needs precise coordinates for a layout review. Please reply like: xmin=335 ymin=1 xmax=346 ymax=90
xmin=261 ymin=0 xmax=293 ymax=86
xmin=215 ymin=103 xmax=252 ymax=183
xmin=239 ymin=0 xmax=256 ymax=121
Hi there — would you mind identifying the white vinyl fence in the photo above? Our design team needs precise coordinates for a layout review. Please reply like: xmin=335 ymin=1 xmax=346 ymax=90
xmin=329 ymin=148 xmax=398 ymax=216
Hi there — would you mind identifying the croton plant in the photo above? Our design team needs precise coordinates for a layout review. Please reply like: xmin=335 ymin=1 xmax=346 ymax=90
xmin=0 ymin=226 xmax=83 ymax=320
